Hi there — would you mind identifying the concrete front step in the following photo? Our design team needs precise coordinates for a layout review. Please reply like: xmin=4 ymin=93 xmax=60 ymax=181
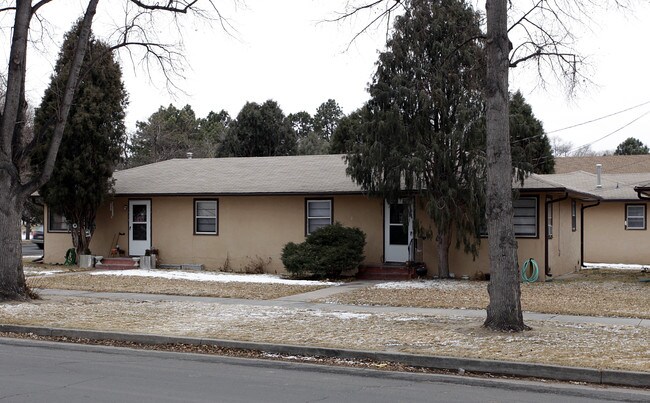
xmin=357 ymin=265 xmax=416 ymax=280
xmin=95 ymin=257 xmax=139 ymax=270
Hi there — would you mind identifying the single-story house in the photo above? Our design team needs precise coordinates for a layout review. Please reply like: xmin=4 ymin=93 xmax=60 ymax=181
xmin=43 ymin=154 xmax=650 ymax=281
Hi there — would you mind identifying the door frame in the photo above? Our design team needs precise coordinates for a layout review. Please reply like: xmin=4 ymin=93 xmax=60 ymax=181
xmin=383 ymin=198 xmax=414 ymax=263
xmin=128 ymin=199 xmax=152 ymax=256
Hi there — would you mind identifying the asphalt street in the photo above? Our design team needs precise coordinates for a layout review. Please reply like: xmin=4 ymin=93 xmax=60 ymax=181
xmin=21 ymin=242 xmax=42 ymax=258
xmin=0 ymin=338 xmax=646 ymax=403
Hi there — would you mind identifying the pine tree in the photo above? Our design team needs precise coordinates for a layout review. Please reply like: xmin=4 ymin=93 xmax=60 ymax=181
xmin=32 ymin=21 xmax=128 ymax=259
xmin=614 ymin=137 xmax=649 ymax=155
xmin=510 ymin=91 xmax=555 ymax=174
xmin=345 ymin=0 xmax=486 ymax=278
xmin=219 ymin=100 xmax=297 ymax=157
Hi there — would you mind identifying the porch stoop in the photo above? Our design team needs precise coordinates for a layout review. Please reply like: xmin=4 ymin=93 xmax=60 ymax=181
xmin=95 ymin=257 xmax=139 ymax=271
xmin=356 ymin=264 xmax=416 ymax=280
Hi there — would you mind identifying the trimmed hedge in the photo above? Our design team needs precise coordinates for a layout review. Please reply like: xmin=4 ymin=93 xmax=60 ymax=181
xmin=281 ymin=222 xmax=366 ymax=279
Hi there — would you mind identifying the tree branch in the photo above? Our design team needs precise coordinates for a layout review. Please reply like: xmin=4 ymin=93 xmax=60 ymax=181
xmin=129 ymin=0 xmax=199 ymax=13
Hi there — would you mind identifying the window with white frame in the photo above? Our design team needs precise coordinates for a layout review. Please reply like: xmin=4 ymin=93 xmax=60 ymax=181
xmin=625 ymin=204 xmax=646 ymax=230
xmin=194 ymin=200 xmax=218 ymax=235
xmin=306 ymin=199 xmax=332 ymax=235
xmin=513 ymin=197 xmax=537 ymax=237
xmin=48 ymin=209 xmax=69 ymax=232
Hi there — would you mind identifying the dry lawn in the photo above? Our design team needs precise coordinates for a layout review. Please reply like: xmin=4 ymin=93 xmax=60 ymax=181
xmin=0 ymin=296 xmax=648 ymax=372
xmin=321 ymin=270 xmax=650 ymax=319
xmin=27 ymin=272 xmax=327 ymax=300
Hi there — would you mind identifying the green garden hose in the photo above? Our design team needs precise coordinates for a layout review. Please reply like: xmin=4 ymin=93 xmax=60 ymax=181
xmin=64 ymin=248 xmax=76 ymax=266
xmin=521 ymin=258 xmax=539 ymax=283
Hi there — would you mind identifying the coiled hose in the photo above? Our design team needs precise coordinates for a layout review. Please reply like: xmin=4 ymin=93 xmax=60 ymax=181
xmin=521 ymin=258 xmax=539 ymax=283
xmin=64 ymin=248 xmax=77 ymax=266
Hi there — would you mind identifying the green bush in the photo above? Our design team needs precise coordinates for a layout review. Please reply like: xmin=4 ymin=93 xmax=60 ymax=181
xmin=281 ymin=222 xmax=366 ymax=279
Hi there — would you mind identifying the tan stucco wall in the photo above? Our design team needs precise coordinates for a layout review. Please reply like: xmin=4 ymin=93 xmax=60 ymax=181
xmin=44 ymin=195 xmax=384 ymax=273
xmin=546 ymin=198 xmax=582 ymax=277
xmin=415 ymin=195 xmax=547 ymax=280
xmin=44 ymin=192 xmax=593 ymax=282
xmin=147 ymin=195 xmax=383 ymax=273
xmin=416 ymin=193 xmax=579 ymax=281
xmin=44 ymin=199 xmax=130 ymax=264
xmin=584 ymin=201 xmax=650 ymax=264
xmin=43 ymin=205 xmax=73 ymax=264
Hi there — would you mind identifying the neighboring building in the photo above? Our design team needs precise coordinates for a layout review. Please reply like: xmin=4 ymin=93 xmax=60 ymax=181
xmin=43 ymin=154 xmax=650 ymax=281
xmin=554 ymin=154 xmax=650 ymax=174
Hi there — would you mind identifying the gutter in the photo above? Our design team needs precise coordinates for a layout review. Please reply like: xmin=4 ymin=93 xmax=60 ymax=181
xmin=544 ymin=192 xmax=568 ymax=277
xmin=635 ymin=189 xmax=650 ymax=200
xmin=580 ymin=201 xmax=601 ymax=267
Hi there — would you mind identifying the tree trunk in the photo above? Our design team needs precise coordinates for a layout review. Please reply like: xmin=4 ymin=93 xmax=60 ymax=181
xmin=25 ymin=222 xmax=31 ymax=240
xmin=0 ymin=0 xmax=99 ymax=300
xmin=0 ymin=174 xmax=27 ymax=300
xmin=483 ymin=0 xmax=527 ymax=331
xmin=436 ymin=224 xmax=452 ymax=278
xmin=72 ymin=224 xmax=93 ymax=259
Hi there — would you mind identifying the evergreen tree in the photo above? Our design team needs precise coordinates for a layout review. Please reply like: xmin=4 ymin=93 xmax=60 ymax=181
xmin=345 ymin=0 xmax=486 ymax=278
xmin=219 ymin=100 xmax=297 ymax=157
xmin=297 ymin=132 xmax=330 ymax=155
xmin=313 ymin=99 xmax=343 ymax=141
xmin=129 ymin=104 xmax=199 ymax=166
xmin=614 ymin=137 xmax=649 ymax=155
xmin=198 ymin=110 xmax=231 ymax=158
xmin=509 ymin=91 xmax=554 ymax=174
xmin=288 ymin=111 xmax=314 ymax=138
xmin=330 ymin=108 xmax=370 ymax=154
xmin=32 ymin=21 xmax=128 ymax=258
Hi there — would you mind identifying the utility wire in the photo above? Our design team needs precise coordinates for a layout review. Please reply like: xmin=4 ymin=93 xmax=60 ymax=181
xmin=519 ymin=108 xmax=650 ymax=169
xmin=512 ymin=99 xmax=650 ymax=146
xmin=547 ymin=99 xmax=650 ymax=134
xmin=568 ymin=109 xmax=650 ymax=154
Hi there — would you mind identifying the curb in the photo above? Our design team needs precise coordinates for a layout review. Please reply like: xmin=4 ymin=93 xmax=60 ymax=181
xmin=0 ymin=324 xmax=648 ymax=389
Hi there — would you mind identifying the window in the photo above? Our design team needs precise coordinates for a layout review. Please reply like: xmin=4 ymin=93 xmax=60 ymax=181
xmin=306 ymin=199 xmax=332 ymax=235
xmin=625 ymin=204 xmax=646 ymax=230
xmin=194 ymin=200 xmax=218 ymax=235
xmin=48 ymin=209 xmax=69 ymax=232
xmin=571 ymin=200 xmax=577 ymax=232
xmin=513 ymin=197 xmax=537 ymax=237
xmin=546 ymin=197 xmax=553 ymax=238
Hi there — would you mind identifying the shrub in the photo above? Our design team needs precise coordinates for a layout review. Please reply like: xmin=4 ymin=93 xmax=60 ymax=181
xmin=281 ymin=222 xmax=366 ymax=279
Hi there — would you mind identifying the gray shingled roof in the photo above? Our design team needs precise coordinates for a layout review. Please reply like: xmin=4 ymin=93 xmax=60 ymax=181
xmin=111 ymin=154 xmax=650 ymax=200
xmin=113 ymin=154 xmax=363 ymax=195
xmin=525 ymin=171 xmax=650 ymax=200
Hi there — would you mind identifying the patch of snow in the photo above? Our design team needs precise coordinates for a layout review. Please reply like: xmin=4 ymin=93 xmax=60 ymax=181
xmin=23 ymin=267 xmax=64 ymax=276
xmin=88 ymin=269 xmax=338 ymax=286
xmin=307 ymin=310 xmax=372 ymax=320
xmin=582 ymin=262 xmax=649 ymax=271
xmin=391 ymin=317 xmax=425 ymax=322
xmin=374 ymin=279 xmax=477 ymax=290
xmin=26 ymin=270 xmax=64 ymax=276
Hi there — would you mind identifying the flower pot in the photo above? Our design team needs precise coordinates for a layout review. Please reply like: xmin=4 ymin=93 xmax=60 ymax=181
xmin=78 ymin=254 xmax=94 ymax=268
xmin=141 ymin=254 xmax=157 ymax=270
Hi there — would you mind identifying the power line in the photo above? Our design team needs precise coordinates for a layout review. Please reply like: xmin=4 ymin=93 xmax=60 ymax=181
xmin=568 ymin=109 xmax=650 ymax=154
xmin=547 ymin=99 xmax=650 ymax=134
xmin=511 ymin=100 xmax=650 ymax=147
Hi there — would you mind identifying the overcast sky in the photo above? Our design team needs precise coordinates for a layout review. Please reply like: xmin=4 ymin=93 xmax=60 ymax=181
xmin=12 ymin=0 xmax=650 ymax=155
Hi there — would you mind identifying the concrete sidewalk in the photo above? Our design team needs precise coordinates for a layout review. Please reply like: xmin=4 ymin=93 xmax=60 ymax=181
xmin=10 ymin=284 xmax=650 ymax=389
xmin=38 ymin=282 xmax=650 ymax=328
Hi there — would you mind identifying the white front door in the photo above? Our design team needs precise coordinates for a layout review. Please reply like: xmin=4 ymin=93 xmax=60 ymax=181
xmin=129 ymin=200 xmax=151 ymax=256
xmin=384 ymin=199 xmax=413 ymax=263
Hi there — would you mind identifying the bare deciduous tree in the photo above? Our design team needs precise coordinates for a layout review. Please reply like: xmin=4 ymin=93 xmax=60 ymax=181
xmin=0 ymin=1 xmax=227 ymax=300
